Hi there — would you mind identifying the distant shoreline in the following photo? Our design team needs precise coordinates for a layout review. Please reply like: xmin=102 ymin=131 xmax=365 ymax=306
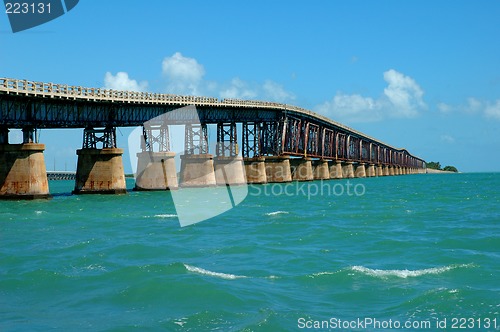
xmin=426 ymin=168 xmax=457 ymax=174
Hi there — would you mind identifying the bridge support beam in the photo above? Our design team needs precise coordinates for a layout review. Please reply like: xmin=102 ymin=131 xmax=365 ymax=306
xmin=291 ymin=158 xmax=314 ymax=181
xmin=214 ymin=156 xmax=246 ymax=186
xmin=367 ymin=164 xmax=376 ymax=177
xmin=342 ymin=162 xmax=355 ymax=178
xmin=135 ymin=151 xmax=178 ymax=190
xmin=355 ymin=163 xmax=367 ymax=178
xmin=0 ymin=143 xmax=50 ymax=199
xmin=312 ymin=160 xmax=330 ymax=180
xmin=329 ymin=161 xmax=343 ymax=179
xmin=73 ymin=148 xmax=126 ymax=194
xmin=265 ymin=156 xmax=292 ymax=183
xmin=179 ymin=154 xmax=216 ymax=187
xmin=244 ymin=157 xmax=267 ymax=184
xmin=389 ymin=166 xmax=395 ymax=176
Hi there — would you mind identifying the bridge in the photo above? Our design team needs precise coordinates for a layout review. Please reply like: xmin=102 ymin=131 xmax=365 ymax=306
xmin=47 ymin=171 xmax=76 ymax=181
xmin=0 ymin=77 xmax=426 ymax=199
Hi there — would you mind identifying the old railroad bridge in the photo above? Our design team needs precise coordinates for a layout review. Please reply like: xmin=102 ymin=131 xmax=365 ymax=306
xmin=0 ymin=77 xmax=426 ymax=199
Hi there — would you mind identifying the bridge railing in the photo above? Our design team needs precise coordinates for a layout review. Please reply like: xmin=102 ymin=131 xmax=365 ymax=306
xmin=0 ymin=78 xmax=222 ymax=105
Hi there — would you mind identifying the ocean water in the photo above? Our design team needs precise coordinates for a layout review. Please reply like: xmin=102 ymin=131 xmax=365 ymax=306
xmin=0 ymin=173 xmax=499 ymax=331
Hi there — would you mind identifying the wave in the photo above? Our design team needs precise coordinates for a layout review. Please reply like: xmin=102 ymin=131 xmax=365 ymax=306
xmin=310 ymin=271 xmax=339 ymax=277
xmin=265 ymin=211 xmax=289 ymax=216
xmin=143 ymin=214 xmax=178 ymax=219
xmin=155 ymin=214 xmax=177 ymax=218
xmin=350 ymin=264 xmax=473 ymax=279
xmin=183 ymin=264 xmax=247 ymax=280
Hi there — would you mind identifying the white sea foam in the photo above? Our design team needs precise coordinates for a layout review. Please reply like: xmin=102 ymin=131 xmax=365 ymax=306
xmin=351 ymin=264 xmax=472 ymax=279
xmin=310 ymin=271 xmax=338 ymax=277
xmin=183 ymin=264 xmax=247 ymax=280
xmin=154 ymin=214 xmax=178 ymax=219
xmin=265 ymin=211 xmax=289 ymax=216
xmin=173 ymin=318 xmax=187 ymax=327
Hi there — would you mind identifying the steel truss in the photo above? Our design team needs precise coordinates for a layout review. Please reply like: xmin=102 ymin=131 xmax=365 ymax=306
xmin=82 ymin=126 xmax=117 ymax=149
xmin=216 ymin=122 xmax=238 ymax=157
xmin=242 ymin=122 xmax=260 ymax=158
xmin=185 ymin=123 xmax=208 ymax=155
xmin=142 ymin=124 xmax=170 ymax=152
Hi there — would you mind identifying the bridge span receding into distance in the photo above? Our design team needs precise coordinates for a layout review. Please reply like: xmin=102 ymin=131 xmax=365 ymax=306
xmin=0 ymin=77 xmax=426 ymax=199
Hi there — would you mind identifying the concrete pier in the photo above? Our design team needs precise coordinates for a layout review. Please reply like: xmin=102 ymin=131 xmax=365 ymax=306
xmin=383 ymin=165 xmax=390 ymax=176
xmin=389 ymin=166 xmax=395 ymax=176
xmin=214 ymin=156 xmax=246 ymax=185
xmin=312 ymin=160 xmax=330 ymax=180
xmin=244 ymin=157 xmax=267 ymax=184
xmin=367 ymin=164 xmax=376 ymax=177
xmin=134 ymin=151 xmax=178 ymax=190
xmin=329 ymin=161 xmax=343 ymax=179
xmin=376 ymin=165 xmax=384 ymax=176
xmin=179 ymin=154 xmax=217 ymax=187
xmin=290 ymin=158 xmax=314 ymax=181
xmin=73 ymin=148 xmax=126 ymax=194
xmin=355 ymin=163 xmax=367 ymax=178
xmin=342 ymin=162 xmax=355 ymax=178
xmin=265 ymin=156 xmax=292 ymax=183
xmin=0 ymin=143 xmax=50 ymax=199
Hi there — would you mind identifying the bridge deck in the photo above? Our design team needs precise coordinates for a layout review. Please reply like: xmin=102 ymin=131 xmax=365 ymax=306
xmin=0 ymin=77 xmax=424 ymax=163
xmin=1 ymin=78 xmax=394 ymax=145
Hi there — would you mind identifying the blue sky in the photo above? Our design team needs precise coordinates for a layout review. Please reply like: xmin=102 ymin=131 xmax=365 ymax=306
xmin=1 ymin=0 xmax=499 ymax=172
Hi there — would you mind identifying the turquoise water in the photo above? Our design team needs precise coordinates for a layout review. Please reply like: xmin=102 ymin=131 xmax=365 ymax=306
xmin=1 ymin=173 xmax=499 ymax=331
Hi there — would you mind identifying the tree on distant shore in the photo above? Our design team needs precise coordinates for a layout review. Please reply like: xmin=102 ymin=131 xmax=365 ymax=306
xmin=426 ymin=161 xmax=458 ymax=172
xmin=443 ymin=165 xmax=458 ymax=172
xmin=426 ymin=161 xmax=441 ymax=170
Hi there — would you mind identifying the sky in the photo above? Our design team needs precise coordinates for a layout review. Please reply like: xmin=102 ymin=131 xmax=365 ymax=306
xmin=1 ymin=0 xmax=499 ymax=172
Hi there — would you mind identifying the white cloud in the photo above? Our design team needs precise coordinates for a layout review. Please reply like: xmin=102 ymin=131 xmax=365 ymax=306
xmin=316 ymin=93 xmax=381 ymax=122
xmin=464 ymin=97 xmax=483 ymax=113
xmin=262 ymin=80 xmax=295 ymax=103
xmin=382 ymin=69 xmax=426 ymax=117
xmin=219 ymin=78 xmax=295 ymax=103
xmin=104 ymin=72 xmax=148 ymax=92
xmin=162 ymin=52 xmax=205 ymax=95
xmin=436 ymin=97 xmax=500 ymax=121
xmin=485 ymin=100 xmax=500 ymax=120
xmin=316 ymin=69 xmax=426 ymax=122
xmin=219 ymin=78 xmax=258 ymax=99
xmin=437 ymin=102 xmax=452 ymax=113
xmin=103 ymin=52 xmax=295 ymax=103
